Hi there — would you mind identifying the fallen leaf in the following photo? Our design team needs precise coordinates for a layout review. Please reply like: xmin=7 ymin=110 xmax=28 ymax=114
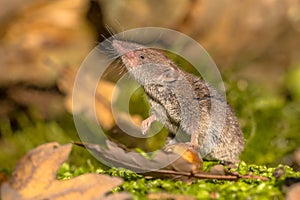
xmin=73 ymin=140 xmax=190 ymax=174
xmin=0 ymin=0 xmax=93 ymax=87
xmin=95 ymin=80 xmax=119 ymax=130
xmin=7 ymin=86 xmax=65 ymax=119
xmin=1 ymin=142 xmax=130 ymax=200
xmin=164 ymin=143 xmax=203 ymax=173
xmin=286 ymin=183 xmax=300 ymax=200
xmin=74 ymin=140 xmax=269 ymax=182
xmin=59 ymin=67 xmax=119 ymax=130
xmin=147 ymin=192 xmax=196 ymax=200
xmin=74 ymin=140 xmax=202 ymax=174
xmin=0 ymin=172 xmax=8 ymax=188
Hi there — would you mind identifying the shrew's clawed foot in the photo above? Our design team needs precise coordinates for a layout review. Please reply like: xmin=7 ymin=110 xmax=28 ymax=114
xmin=141 ymin=114 xmax=156 ymax=135
xmin=186 ymin=142 xmax=201 ymax=151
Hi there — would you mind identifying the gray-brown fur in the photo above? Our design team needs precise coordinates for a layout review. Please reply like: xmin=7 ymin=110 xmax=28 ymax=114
xmin=112 ymin=40 xmax=244 ymax=163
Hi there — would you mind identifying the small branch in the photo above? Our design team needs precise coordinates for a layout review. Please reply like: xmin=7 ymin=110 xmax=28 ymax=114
xmin=143 ymin=169 xmax=269 ymax=181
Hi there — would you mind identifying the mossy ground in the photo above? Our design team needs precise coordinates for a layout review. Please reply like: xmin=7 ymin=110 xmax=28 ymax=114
xmin=56 ymin=160 xmax=300 ymax=199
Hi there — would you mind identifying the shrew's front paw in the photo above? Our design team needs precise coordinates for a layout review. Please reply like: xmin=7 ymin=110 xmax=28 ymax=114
xmin=141 ymin=114 xmax=156 ymax=135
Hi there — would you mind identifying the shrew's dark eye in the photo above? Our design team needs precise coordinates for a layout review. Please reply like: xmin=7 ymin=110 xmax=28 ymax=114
xmin=140 ymin=55 xmax=145 ymax=59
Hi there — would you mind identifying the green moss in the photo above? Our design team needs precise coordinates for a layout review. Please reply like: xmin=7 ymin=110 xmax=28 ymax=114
xmin=56 ymin=161 xmax=300 ymax=199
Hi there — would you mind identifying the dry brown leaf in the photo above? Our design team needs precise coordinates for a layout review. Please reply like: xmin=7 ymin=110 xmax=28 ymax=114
xmin=164 ymin=143 xmax=202 ymax=173
xmin=95 ymin=80 xmax=119 ymax=130
xmin=0 ymin=99 xmax=15 ymax=119
xmin=148 ymin=192 xmax=196 ymax=200
xmin=0 ymin=172 xmax=8 ymax=188
xmin=59 ymin=66 xmax=119 ymax=130
xmin=0 ymin=0 xmax=93 ymax=87
xmin=74 ymin=140 xmax=202 ymax=175
xmin=7 ymin=86 xmax=65 ymax=119
xmin=75 ymin=140 xmax=269 ymax=182
xmin=1 ymin=142 xmax=130 ymax=200
xmin=286 ymin=183 xmax=300 ymax=200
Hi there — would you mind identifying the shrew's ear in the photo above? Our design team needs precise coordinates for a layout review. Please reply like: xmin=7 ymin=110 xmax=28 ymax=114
xmin=159 ymin=68 xmax=180 ymax=83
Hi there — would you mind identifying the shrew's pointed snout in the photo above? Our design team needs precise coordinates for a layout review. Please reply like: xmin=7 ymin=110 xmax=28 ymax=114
xmin=112 ymin=40 xmax=145 ymax=55
xmin=112 ymin=40 xmax=127 ymax=55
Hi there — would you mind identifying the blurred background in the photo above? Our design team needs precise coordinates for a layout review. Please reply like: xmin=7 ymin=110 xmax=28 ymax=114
xmin=0 ymin=0 xmax=300 ymax=170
